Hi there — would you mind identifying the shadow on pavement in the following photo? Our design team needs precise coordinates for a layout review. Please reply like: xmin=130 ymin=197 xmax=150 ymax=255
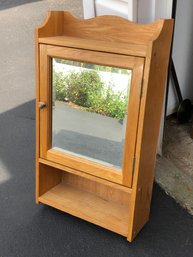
xmin=0 ymin=100 xmax=193 ymax=257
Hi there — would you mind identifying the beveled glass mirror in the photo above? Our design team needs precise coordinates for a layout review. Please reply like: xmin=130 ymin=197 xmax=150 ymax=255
xmin=51 ymin=58 xmax=132 ymax=171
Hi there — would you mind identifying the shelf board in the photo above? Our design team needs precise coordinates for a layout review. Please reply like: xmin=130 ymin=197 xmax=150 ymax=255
xmin=39 ymin=36 xmax=147 ymax=57
xmin=39 ymin=183 xmax=129 ymax=236
xmin=39 ymin=158 xmax=132 ymax=194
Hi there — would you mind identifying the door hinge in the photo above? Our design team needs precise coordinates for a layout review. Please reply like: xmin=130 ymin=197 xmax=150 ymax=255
xmin=132 ymin=156 xmax=136 ymax=173
xmin=140 ymin=78 xmax=143 ymax=98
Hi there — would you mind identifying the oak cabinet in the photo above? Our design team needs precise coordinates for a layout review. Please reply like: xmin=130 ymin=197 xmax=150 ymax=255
xmin=35 ymin=11 xmax=173 ymax=241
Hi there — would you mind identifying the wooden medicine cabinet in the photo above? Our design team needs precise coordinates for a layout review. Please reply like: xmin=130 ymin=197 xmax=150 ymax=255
xmin=35 ymin=11 xmax=173 ymax=241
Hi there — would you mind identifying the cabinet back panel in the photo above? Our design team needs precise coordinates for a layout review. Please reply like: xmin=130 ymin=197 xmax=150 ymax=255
xmin=62 ymin=173 xmax=131 ymax=206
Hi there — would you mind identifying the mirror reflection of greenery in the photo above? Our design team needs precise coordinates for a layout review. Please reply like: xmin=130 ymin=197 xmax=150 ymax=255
xmin=53 ymin=69 xmax=128 ymax=120
xmin=56 ymin=59 xmax=130 ymax=75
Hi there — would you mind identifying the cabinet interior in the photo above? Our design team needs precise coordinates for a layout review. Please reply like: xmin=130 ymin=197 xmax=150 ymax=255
xmin=38 ymin=163 xmax=131 ymax=236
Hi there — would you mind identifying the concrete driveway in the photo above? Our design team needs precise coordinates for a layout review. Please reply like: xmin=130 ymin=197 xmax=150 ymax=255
xmin=0 ymin=0 xmax=82 ymax=113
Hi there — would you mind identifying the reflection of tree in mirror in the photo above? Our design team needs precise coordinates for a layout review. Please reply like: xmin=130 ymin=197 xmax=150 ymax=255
xmin=53 ymin=68 xmax=129 ymax=120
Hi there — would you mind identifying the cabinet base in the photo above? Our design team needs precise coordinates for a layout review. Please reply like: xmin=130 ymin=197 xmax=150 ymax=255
xmin=39 ymin=182 xmax=130 ymax=236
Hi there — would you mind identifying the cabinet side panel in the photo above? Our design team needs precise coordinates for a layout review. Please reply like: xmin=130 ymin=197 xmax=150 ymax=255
xmin=35 ymin=30 xmax=40 ymax=203
xmin=39 ymin=164 xmax=63 ymax=196
xmin=37 ymin=11 xmax=64 ymax=38
xmin=128 ymin=20 xmax=174 ymax=241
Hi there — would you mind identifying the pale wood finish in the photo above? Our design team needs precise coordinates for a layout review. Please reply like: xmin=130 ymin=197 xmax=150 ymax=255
xmin=39 ymin=45 xmax=143 ymax=186
xmin=35 ymin=26 xmax=40 ymax=204
xmin=62 ymin=173 xmax=131 ymax=206
xmin=46 ymin=45 xmax=137 ymax=68
xmin=39 ymin=163 xmax=62 ymax=196
xmin=39 ymin=158 xmax=132 ymax=194
xmin=38 ymin=163 xmax=130 ymax=206
xmin=62 ymin=13 xmax=163 ymax=44
xmin=47 ymin=149 xmax=122 ymax=185
xmin=36 ymin=11 xmax=164 ymax=44
xmin=127 ymin=19 xmax=174 ymax=241
xmin=39 ymin=36 xmax=148 ymax=57
xmin=39 ymin=44 xmax=49 ymax=158
xmin=39 ymin=183 xmax=129 ymax=236
xmin=122 ymin=58 xmax=144 ymax=186
xmin=35 ymin=11 xmax=173 ymax=241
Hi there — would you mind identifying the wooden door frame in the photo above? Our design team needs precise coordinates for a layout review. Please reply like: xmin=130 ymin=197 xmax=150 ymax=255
xmin=38 ymin=44 xmax=144 ymax=187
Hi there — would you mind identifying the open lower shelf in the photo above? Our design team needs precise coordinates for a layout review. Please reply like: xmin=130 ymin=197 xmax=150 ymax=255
xmin=39 ymin=182 xmax=129 ymax=236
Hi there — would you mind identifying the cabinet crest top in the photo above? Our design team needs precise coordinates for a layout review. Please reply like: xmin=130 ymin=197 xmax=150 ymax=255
xmin=36 ymin=11 xmax=173 ymax=46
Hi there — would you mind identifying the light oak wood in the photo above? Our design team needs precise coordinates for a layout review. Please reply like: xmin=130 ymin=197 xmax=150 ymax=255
xmin=39 ymin=163 xmax=62 ymax=196
xmin=39 ymin=45 xmax=143 ymax=185
xmin=46 ymin=45 xmax=137 ymax=68
xmin=35 ymin=24 xmax=40 ymax=204
xmin=39 ymin=36 xmax=148 ymax=57
xmin=39 ymin=158 xmax=132 ymax=194
xmin=38 ymin=163 xmax=130 ymax=206
xmin=62 ymin=173 xmax=130 ymax=206
xmin=47 ymin=149 xmax=122 ymax=184
xmin=36 ymin=11 xmax=164 ymax=44
xmin=39 ymin=44 xmax=49 ymax=158
xmin=35 ymin=11 xmax=173 ymax=241
xmin=122 ymin=58 xmax=144 ymax=186
xmin=39 ymin=183 xmax=130 ymax=236
xmin=127 ymin=19 xmax=174 ymax=241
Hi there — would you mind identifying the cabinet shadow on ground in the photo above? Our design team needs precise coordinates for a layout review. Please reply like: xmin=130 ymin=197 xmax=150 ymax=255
xmin=0 ymin=100 xmax=193 ymax=256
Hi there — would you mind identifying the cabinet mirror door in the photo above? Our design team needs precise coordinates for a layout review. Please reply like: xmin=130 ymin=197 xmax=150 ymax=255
xmin=52 ymin=58 xmax=131 ymax=170
xmin=39 ymin=45 xmax=144 ymax=187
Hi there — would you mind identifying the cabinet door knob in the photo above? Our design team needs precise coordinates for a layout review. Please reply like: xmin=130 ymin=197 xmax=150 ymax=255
xmin=39 ymin=101 xmax=46 ymax=109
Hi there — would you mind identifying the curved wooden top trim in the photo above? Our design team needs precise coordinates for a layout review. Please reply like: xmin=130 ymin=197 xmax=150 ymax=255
xmin=36 ymin=11 xmax=172 ymax=45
